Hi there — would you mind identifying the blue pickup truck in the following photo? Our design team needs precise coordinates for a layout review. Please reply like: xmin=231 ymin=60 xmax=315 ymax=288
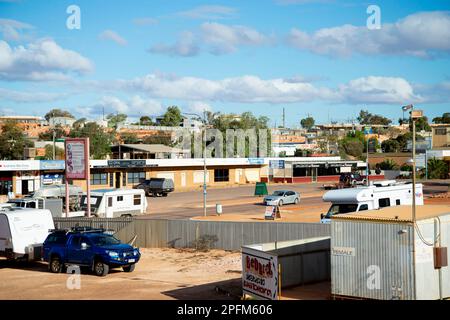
xmin=42 ymin=227 xmax=141 ymax=276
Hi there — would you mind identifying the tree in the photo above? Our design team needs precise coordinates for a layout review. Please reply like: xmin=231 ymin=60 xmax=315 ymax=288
xmin=139 ymin=116 xmax=154 ymax=126
xmin=294 ymin=149 xmax=312 ymax=157
xmin=160 ymin=106 xmax=182 ymax=127
xmin=70 ymin=122 xmax=115 ymax=159
xmin=300 ymin=116 xmax=315 ymax=130
xmin=427 ymin=158 xmax=448 ymax=179
xmin=43 ymin=144 xmax=65 ymax=160
xmin=357 ymin=110 xmax=392 ymax=125
xmin=44 ymin=109 xmax=74 ymax=121
xmin=38 ymin=125 xmax=66 ymax=141
xmin=120 ymin=132 xmax=140 ymax=144
xmin=378 ymin=159 xmax=399 ymax=170
xmin=0 ymin=120 xmax=33 ymax=160
xmin=381 ymin=139 xmax=400 ymax=153
xmin=106 ymin=113 xmax=127 ymax=128
xmin=432 ymin=112 xmax=450 ymax=124
xmin=340 ymin=140 xmax=364 ymax=158
xmin=410 ymin=116 xmax=431 ymax=132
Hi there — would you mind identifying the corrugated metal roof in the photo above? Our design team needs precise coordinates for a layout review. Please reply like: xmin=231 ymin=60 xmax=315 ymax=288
xmin=333 ymin=205 xmax=450 ymax=222
xmin=120 ymin=144 xmax=187 ymax=153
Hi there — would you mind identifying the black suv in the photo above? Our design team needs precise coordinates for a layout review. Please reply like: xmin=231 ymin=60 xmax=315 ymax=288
xmin=339 ymin=173 xmax=366 ymax=186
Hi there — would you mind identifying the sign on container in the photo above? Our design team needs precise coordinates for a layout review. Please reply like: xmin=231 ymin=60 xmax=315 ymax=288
xmin=242 ymin=247 xmax=278 ymax=300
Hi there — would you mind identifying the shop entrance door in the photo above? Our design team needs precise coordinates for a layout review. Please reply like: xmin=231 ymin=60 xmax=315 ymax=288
xmin=21 ymin=180 xmax=29 ymax=195
xmin=311 ymin=167 xmax=318 ymax=183
xmin=115 ymin=172 xmax=121 ymax=188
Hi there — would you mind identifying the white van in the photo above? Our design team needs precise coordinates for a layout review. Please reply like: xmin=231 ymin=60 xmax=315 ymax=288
xmin=80 ymin=189 xmax=147 ymax=218
xmin=0 ymin=207 xmax=54 ymax=260
xmin=320 ymin=181 xmax=424 ymax=223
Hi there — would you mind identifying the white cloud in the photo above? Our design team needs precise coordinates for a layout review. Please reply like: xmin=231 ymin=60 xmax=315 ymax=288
xmin=288 ymin=11 xmax=450 ymax=58
xmin=98 ymin=30 xmax=127 ymax=46
xmin=76 ymin=95 xmax=163 ymax=118
xmin=337 ymin=76 xmax=423 ymax=104
xmin=0 ymin=18 xmax=34 ymax=41
xmin=133 ymin=17 xmax=158 ymax=26
xmin=149 ymin=31 xmax=199 ymax=57
xmin=116 ymin=73 xmax=428 ymax=105
xmin=201 ymin=22 xmax=270 ymax=54
xmin=0 ymin=87 xmax=68 ymax=102
xmin=0 ymin=39 xmax=93 ymax=81
xmin=150 ymin=22 xmax=270 ymax=56
xmin=177 ymin=5 xmax=237 ymax=20
xmin=188 ymin=101 xmax=213 ymax=113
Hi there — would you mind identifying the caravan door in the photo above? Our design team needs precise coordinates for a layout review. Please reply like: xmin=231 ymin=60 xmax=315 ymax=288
xmin=106 ymin=196 xmax=114 ymax=218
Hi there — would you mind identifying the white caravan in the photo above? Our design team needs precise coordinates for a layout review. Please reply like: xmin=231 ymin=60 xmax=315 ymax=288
xmin=320 ymin=181 xmax=424 ymax=223
xmin=80 ymin=189 xmax=147 ymax=218
xmin=0 ymin=206 xmax=54 ymax=260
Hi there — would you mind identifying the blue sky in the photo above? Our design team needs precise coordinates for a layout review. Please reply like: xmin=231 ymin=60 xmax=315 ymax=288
xmin=0 ymin=0 xmax=449 ymax=127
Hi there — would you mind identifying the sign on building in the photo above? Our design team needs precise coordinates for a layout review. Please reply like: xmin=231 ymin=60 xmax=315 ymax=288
xmin=242 ymin=248 xmax=278 ymax=300
xmin=65 ymin=138 xmax=88 ymax=179
xmin=269 ymin=160 xmax=285 ymax=169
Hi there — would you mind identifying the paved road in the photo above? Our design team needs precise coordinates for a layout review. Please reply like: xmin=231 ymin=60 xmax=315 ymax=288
xmin=140 ymin=181 xmax=449 ymax=220
xmin=142 ymin=183 xmax=325 ymax=220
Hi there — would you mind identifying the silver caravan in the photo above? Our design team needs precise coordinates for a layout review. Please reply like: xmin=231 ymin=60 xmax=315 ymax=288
xmin=320 ymin=181 xmax=424 ymax=223
xmin=7 ymin=184 xmax=84 ymax=217
xmin=80 ymin=189 xmax=147 ymax=218
xmin=0 ymin=206 xmax=54 ymax=260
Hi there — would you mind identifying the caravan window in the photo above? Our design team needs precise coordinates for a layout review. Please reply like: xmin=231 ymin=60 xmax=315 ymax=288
xmin=133 ymin=194 xmax=141 ymax=205
xmin=117 ymin=196 xmax=124 ymax=202
xmin=359 ymin=204 xmax=368 ymax=211
xmin=379 ymin=198 xmax=391 ymax=208
xmin=325 ymin=204 xmax=358 ymax=218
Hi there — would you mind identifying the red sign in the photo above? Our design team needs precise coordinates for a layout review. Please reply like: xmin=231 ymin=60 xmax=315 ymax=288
xmin=65 ymin=138 xmax=88 ymax=179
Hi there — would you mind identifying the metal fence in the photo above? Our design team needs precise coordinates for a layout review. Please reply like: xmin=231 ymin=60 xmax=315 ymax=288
xmin=53 ymin=217 xmax=331 ymax=251
xmin=53 ymin=217 xmax=134 ymax=233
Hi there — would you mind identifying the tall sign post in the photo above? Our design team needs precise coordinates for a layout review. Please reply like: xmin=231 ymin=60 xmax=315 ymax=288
xmin=65 ymin=138 xmax=90 ymax=217
xmin=363 ymin=126 xmax=372 ymax=186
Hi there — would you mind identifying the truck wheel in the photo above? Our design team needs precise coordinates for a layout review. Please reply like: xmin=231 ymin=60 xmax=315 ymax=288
xmin=162 ymin=193 xmax=168 ymax=197
xmin=122 ymin=264 xmax=135 ymax=272
xmin=94 ymin=260 xmax=109 ymax=277
xmin=49 ymin=257 xmax=63 ymax=273
xmin=278 ymin=200 xmax=283 ymax=207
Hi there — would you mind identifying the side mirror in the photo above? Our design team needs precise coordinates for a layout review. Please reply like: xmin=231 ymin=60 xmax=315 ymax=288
xmin=81 ymin=243 xmax=89 ymax=250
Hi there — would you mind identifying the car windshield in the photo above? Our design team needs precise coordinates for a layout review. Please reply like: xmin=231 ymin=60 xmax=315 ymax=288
xmin=90 ymin=235 xmax=121 ymax=246
xmin=325 ymin=204 xmax=358 ymax=219
xmin=272 ymin=191 xmax=285 ymax=196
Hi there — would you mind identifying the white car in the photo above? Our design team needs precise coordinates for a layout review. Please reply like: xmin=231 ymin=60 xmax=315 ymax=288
xmin=263 ymin=190 xmax=300 ymax=206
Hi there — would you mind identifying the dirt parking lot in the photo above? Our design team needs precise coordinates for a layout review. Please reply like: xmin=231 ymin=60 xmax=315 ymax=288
xmin=0 ymin=248 xmax=243 ymax=300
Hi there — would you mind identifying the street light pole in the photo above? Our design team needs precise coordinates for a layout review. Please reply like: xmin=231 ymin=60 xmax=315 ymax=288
xmin=203 ymin=110 xmax=207 ymax=217
xmin=182 ymin=111 xmax=208 ymax=216
xmin=412 ymin=114 xmax=416 ymax=222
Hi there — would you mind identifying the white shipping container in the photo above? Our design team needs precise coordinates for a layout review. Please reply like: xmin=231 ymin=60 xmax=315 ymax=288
xmin=331 ymin=205 xmax=450 ymax=300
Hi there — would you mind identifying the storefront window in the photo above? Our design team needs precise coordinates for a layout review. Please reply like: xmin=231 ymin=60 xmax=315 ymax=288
xmin=91 ymin=173 xmax=107 ymax=185
xmin=0 ymin=180 xmax=12 ymax=195
xmin=214 ymin=169 xmax=229 ymax=182
xmin=128 ymin=172 xmax=145 ymax=184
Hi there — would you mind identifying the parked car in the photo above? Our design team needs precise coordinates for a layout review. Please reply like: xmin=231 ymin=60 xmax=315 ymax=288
xmin=263 ymin=190 xmax=300 ymax=206
xmin=134 ymin=178 xmax=174 ymax=197
xmin=42 ymin=227 xmax=141 ymax=276
xmin=339 ymin=172 xmax=366 ymax=186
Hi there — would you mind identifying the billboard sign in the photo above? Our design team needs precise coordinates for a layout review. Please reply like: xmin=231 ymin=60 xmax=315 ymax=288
xmin=242 ymin=248 xmax=278 ymax=300
xmin=65 ymin=138 xmax=88 ymax=179
xmin=269 ymin=160 xmax=285 ymax=169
